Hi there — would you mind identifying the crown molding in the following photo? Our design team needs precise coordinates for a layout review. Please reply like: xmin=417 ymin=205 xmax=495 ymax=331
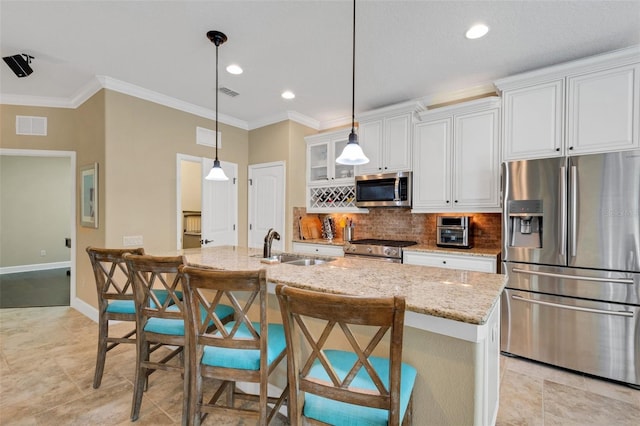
xmin=0 ymin=93 xmax=75 ymax=108
xmin=494 ymin=44 xmax=640 ymax=91
xmin=97 ymin=76 xmax=249 ymax=130
xmin=318 ymin=115 xmax=352 ymax=131
xmin=248 ymin=110 xmax=320 ymax=131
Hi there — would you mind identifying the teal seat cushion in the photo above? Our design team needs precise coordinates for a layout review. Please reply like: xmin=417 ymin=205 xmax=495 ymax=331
xmin=105 ymin=289 xmax=184 ymax=314
xmin=144 ymin=303 xmax=234 ymax=336
xmin=201 ymin=322 xmax=286 ymax=371
xmin=303 ymin=349 xmax=417 ymax=426
xmin=105 ymin=299 xmax=136 ymax=314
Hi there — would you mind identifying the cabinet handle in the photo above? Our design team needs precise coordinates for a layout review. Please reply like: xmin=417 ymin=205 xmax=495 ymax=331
xmin=442 ymin=261 xmax=447 ymax=264
xmin=569 ymin=146 xmax=574 ymax=150
xmin=511 ymin=295 xmax=633 ymax=317
xmin=446 ymin=200 xmax=450 ymax=204
xmin=556 ymin=148 xmax=560 ymax=151
xmin=384 ymin=166 xmax=388 ymax=170
xmin=454 ymin=200 xmax=458 ymax=203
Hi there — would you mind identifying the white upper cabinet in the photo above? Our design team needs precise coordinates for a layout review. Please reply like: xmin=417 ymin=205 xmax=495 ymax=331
xmin=496 ymin=46 xmax=640 ymax=161
xmin=305 ymin=128 xmax=362 ymax=213
xmin=306 ymin=129 xmax=354 ymax=184
xmin=355 ymin=102 xmax=423 ymax=175
xmin=502 ymin=80 xmax=564 ymax=159
xmin=413 ymin=97 xmax=501 ymax=213
xmin=567 ymin=64 xmax=639 ymax=154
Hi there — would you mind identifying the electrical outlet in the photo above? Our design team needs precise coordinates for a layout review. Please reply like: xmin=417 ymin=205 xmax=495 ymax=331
xmin=40 ymin=250 xmax=46 ymax=257
xmin=123 ymin=235 xmax=144 ymax=246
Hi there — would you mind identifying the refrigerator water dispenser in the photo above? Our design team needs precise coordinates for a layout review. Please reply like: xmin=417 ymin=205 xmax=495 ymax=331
xmin=508 ymin=200 xmax=542 ymax=248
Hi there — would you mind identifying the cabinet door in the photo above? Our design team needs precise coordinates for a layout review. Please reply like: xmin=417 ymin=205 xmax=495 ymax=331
xmin=567 ymin=64 xmax=640 ymax=154
xmin=356 ymin=119 xmax=383 ymax=175
xmin=333 ymin=136 xmax=355 ymax=182
xmin=383 ymin=113 xmax=412 ymax=172
xmin=308 ymin=142 xmax=330 ymax=183
xmin=453 ymin=109 xmax=500 ymax=209
xmin=412 ymin=119 xmax=452 ymax=210
xmin=502 ymin=80 xmax=564 ymax=160
xmin=403 ymin=251 xmax=497 ymax=273
xmin=292 ymin=242 xmax=344 ymax=257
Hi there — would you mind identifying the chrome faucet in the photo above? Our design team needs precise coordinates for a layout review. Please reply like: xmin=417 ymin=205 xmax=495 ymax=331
xmin=263 ymin=228 xmax=281 ymax=258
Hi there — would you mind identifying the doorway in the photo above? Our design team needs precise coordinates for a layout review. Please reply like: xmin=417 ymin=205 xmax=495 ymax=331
xmin=247 ymin=161 xmax=286 ymax=251
xmin=0 ymin=149 xmax=76 ymax=307
xmin=176 ymin=154 xmax=238 ymax=250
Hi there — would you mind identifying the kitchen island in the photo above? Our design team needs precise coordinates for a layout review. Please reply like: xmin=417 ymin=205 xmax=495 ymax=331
xmin=180 ymin=245 xmax=507 ymax=425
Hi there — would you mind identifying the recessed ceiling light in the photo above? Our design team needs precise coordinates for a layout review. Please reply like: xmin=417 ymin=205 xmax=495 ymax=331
xmin=226 ymin=64 xmax=243 ymax=75
xmin=281 ymin=90 xmax=295 ymax=100
xmin=466 ymin=24 xmax=489 ymax=39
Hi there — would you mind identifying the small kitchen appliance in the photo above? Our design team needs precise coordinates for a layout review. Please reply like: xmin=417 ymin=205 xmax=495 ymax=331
xmin=436 ymin=216 xmax=472 ymax=248
xmin=343 ymin=239 xmax=417 ymax=263
xmin=355 ymin=172 xmax=412 ymax=208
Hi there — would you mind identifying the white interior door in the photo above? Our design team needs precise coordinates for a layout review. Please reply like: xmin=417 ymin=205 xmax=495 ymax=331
xmin=248 ymin=161 xmax=285 ymax=251
xmin=201 ymin=158 xmax=238 ymax=247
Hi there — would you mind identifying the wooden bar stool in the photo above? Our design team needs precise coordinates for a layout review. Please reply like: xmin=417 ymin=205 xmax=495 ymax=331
xmin=276 ymin=285 xmax=417 ymax=426
xmin=180 ymin=266 xmax=288 ymax=425
xmin=86 ymin=246 xmax=145 ymax=389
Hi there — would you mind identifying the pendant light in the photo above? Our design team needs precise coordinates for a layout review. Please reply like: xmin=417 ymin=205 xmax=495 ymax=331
xmin=336 ymin=0 xmax=369 ymax=166
xmin=205 ymin=30 xmax=229 ymax=181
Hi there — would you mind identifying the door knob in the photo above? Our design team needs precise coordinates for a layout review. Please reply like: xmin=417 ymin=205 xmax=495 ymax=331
xmin=202 ymin=239 xmax=214 ymax=244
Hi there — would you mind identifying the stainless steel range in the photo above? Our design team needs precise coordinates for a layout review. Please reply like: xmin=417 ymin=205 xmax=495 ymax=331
xmin=344 ymin=239 xmax=417 ymax=263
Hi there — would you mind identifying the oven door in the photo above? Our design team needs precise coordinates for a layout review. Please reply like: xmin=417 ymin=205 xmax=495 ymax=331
xmin=344 ymin=253 xmax=401 ymax=263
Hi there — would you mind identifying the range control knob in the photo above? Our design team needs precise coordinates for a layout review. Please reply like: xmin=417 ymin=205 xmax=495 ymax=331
xmin=350 ymin=245 xmax=357 ymax=252
xmin=366 ymin=247 xmax=372 ymax=253
xmin=384 ymin=248 xmax=398 ymax=256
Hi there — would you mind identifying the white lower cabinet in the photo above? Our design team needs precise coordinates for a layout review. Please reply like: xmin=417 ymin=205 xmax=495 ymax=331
xmin=403 ymin=250 xmax=497 ymax=273
xmin=292 ymin=242 xmax=344 ymax=257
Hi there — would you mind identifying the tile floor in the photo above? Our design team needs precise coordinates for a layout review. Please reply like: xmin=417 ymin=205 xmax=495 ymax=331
xmin=1 ymin=306 xmax=638 ymax=425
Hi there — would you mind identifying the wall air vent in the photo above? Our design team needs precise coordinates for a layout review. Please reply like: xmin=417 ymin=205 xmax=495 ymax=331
xmin=219 ymin=87 xmax=239 ymax=97
xmin=16 ymin=115 xmax=47 ymax=136
xmin=196 ymin=126 xmax=221 ymax=148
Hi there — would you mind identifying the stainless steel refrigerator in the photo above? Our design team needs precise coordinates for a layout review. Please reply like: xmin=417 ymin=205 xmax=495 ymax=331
xmin=501 ymin=149 xmax=640 ymax=386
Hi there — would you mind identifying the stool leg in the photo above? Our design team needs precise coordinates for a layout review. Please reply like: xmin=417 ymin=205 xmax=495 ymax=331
xmin=131 ymin=339 xmax=149 ymax=421
xmin=93 ymin=315 xmax=108 ymax=389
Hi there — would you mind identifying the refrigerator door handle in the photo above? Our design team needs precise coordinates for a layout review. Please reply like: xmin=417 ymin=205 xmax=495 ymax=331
xmin=512 ymin=267 xmax=634 ymax=284
xmin=559 ymin=166 xmax=567 ymax=256
xmin=570 ymin=165 xmax=578 ymax=257
xmin=511 ymin=294 xmax=634 ymax=317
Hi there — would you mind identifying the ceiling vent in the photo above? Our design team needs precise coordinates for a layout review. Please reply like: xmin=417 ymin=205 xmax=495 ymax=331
xmin=219 ymin=87 xmax=239 ymax=97
xmin=16 ymin=115 xmax=47 ymax=136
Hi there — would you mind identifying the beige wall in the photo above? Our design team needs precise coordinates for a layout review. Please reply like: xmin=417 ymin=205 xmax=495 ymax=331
xmin=1 ymin=93 xmax=316 ymax=309
xmin=74 ymin=91 xmax=108 ymax=305
xmin=103 ymin=91 xmax=249 ymax=255
xmin=248 ymin=120 xmax=316 ymax=250
xmin=0 ymin=156 xmax=71 ymax=267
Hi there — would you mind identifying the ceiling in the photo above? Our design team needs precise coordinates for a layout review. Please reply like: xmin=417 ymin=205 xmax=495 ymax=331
xmin=1 ymin=1 xmax=639 ymax=130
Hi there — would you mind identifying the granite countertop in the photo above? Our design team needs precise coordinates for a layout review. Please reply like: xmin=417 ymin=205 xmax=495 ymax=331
xmin=180 ymin=245 xmax=506 ymax=326
xmin=294 ymin=239 xmax=501 ymax=257
xmin=405 ymin=244 xmax=502 ymax=257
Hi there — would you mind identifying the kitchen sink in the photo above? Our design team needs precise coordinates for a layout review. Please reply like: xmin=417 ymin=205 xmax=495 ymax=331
xmin=283 ymin=258 xmax=329 ymax=266
xmin=257 ymin=253 xmax=335 ymax=266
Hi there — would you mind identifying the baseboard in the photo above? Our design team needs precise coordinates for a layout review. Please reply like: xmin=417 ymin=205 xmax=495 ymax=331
xmin=0 ymin=261 xmax=71 ymax=275
xmin=71 ymin=296 xmax=98 ymax=323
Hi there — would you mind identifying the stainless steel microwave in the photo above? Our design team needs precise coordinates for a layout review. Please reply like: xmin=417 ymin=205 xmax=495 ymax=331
xmin=355 ymin=171 xmax=412 ymax=208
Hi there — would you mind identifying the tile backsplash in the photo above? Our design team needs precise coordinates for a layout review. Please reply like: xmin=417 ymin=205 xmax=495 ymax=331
xmin=293 ymin=207 xmax=502 ymax=249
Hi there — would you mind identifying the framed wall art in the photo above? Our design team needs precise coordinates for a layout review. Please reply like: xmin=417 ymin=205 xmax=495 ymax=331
xmin=80 ymin=162 xmax=98 ymax=228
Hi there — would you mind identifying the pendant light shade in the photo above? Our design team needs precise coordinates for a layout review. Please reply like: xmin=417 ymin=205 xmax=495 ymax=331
xmin=336 ymin=0 xmax=369 ymax=166
xmin=336 ymin=131 xmax=369 ymax=165
xmin=205 ymin=30 xmax=229 ymax=181
xmin=205 ymin=159 xmax=228 ymax=180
